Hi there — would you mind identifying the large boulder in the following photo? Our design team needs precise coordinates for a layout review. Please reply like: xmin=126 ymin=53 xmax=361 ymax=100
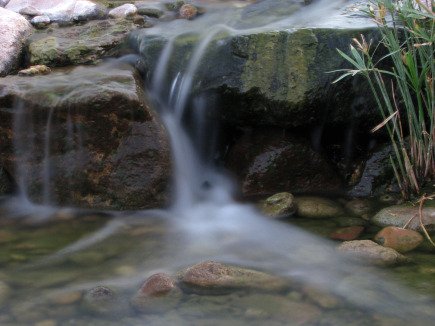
xmin=129 ymin=1 xmax=380 ymax=129
xmin=226 ymin=128 xmax=342 ymax=197
xmin=0 ymin=62 xmax=171 ymax=209
xmin=6 ymin=0 xmax=106 ymax=23
xmin=28 ymin=19 xmax=139 ymax=67
xmin=0 ymin=7 xmax=33 ymax=76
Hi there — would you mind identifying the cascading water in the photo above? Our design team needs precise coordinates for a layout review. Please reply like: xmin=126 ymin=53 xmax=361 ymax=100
xmin=1 ymin=1 xmax=435 ymax=324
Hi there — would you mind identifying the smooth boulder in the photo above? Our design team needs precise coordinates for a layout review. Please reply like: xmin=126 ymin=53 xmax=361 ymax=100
xmin=0 ymin=7 xmax=33 ymax=76
xmin=337 ymin=240 xmax=409 ymax=266
xmin=179 ymin=261 xmax=290 ymax=294
xmin=295 ymin=196 xmax=345 ymax=218
xmin=374 ymin=226 xmax=423 ymax=253
xmin=372 ymin=205 xmax=435 ymax=231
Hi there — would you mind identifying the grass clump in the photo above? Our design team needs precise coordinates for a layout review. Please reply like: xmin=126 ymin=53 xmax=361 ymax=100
xmin=333 ymin=0 xmax=434 ymax=199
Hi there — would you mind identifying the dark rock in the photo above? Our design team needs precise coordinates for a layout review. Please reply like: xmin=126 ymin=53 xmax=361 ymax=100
xmin=337 ymin=240 xmax=409 ymax=266
xmin=179 ymin=261 xmax=290 ymax=294
xmin=226 ymin=129 xmax=342 ymax=197
xmin=0 ymin=62 xmax=171 ymax=209
xmin=0 ymin=167 xmax=15 ymax=195
xmin=345 ymin=198 xmax=373 ymax=219
xmin=374 ymin=226 xmax=424 ymax=253
xmin=135 ymin=1 xmax=165 ymax=18
xmin=28 ymin=19 xmax=139 ymax=67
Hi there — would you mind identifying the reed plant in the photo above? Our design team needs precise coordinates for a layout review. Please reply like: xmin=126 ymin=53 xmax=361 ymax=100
xmin=333 ymin=0 xmax=434 ymax=199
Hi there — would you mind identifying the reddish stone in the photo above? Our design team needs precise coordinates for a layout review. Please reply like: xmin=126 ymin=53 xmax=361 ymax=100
xmin=330 ymin=226 xmax=364 ymax=241
xmin=374 ymin=226 xmax=423 ymax=253
xmin=138 ymin=273 xmax=176 ymax=297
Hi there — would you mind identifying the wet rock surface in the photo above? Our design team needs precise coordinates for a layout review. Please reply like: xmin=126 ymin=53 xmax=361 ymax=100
xmin=337 ymin=240 xmax=410 ymax=266
xmin=330 ymin=226 xmax=364 ymax=241
xmin=374 ymin=226 xmax=424 ymax=253
xmin=0 ymin=63 xmax=171 ymax=209
xmin=179 ymin=261 xmax=290 ymax=294
xmin=28 ymin=19 xmax=140 ymax=67
xmin=259 ymin=192 xmax=296 ymax=218
xmin=226 ymin=129 xmax=342 ymax=197
xmin=0 ymin=7 xmax=33 ymax=76
xmin=372 ymin=205 xmax=435 ymax=231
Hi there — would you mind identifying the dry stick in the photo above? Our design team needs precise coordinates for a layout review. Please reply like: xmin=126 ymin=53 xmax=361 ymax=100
xmin=418 ymin=193 xmax=435 ymax=246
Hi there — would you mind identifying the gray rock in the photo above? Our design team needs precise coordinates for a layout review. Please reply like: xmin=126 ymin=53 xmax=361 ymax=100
xmin=19 ymin=5 xmax=42 ymax=16
xmin=0 ymin=7 xmax=33 ymax=76
xmin=0 ymin=62 xmax=171 ymax=209
xmin=337 ymin=240 xmax=409 ymax=266
xmin=372 ymin=205 xmax=435 ymax=231
xmin=30 ymin=15 xmax=50 ymax=28
xmin=108 ymin=3 xmax=137 ymax=18
xmin=295 ymin=196 xmax=345 ymax=218
xmin=82 ymin=286 xmax=118 ymax=315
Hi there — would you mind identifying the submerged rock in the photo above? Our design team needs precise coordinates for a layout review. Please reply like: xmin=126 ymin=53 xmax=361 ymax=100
xmin=374 ymin=226 xmax=423 ymax=253
xmin=179 ymin=261 xmax=290 ymax=294
xmin=179 ymin=4 xmax=197 ymax=20
xmin=0 ymin=7 xmax=33 ymax=76
xmin=131 ymin=273 xmax=181 ymax=313
xmin=226 ymin=129 xmax=342 ymax=197
xmin=82 ymin=286 xmax=118 ymax=314
xmin=372 ymin=205 xmax=435 ymax=232
xmin=0 ymin=63 xmax=171 ymax=209
xmin=330 ymin=226 xmax=364 ymax=241
xmin=28 ymin=19 xmax=139 ymax=67
xmin=259 ymin=192 xmax=296 ymax=218
xmin=295 ymin=196 xmax=345 ymax=218
xmin=345 ymin=198 xmax=373 ymax=219
xmin=337 ymin=240 xmax=409 ymax=266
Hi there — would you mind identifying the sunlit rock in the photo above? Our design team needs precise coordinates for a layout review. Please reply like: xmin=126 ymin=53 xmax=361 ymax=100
xmin=337 ymin=240 xmax=409 ymax=266
xmin=108 ymin=3 xmax=137 ymax=18
xmin=0 ymin=7 xmax=33 ymax=76
xmin=374 ymin=226 xmax=424 ymax=253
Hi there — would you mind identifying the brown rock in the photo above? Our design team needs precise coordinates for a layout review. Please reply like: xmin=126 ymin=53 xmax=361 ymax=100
xmin=330 ymin=226 xmax=364 ymax=241
xmin=179 ymin=4 xmax=197 ymax=20
xmin=374 ymin=226 xmax=423 ymax=253
xmin=337 ymin=240 xmax=409 ymax=266
xmin=180 ymin=261 xmax=289 ymax=294
xmin=131 ymin=273 xmax=181 ymax=313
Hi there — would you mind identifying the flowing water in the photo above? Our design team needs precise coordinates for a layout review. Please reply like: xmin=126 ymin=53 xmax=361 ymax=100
xmin=0 ymin=0 xmax=435 ymax=325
